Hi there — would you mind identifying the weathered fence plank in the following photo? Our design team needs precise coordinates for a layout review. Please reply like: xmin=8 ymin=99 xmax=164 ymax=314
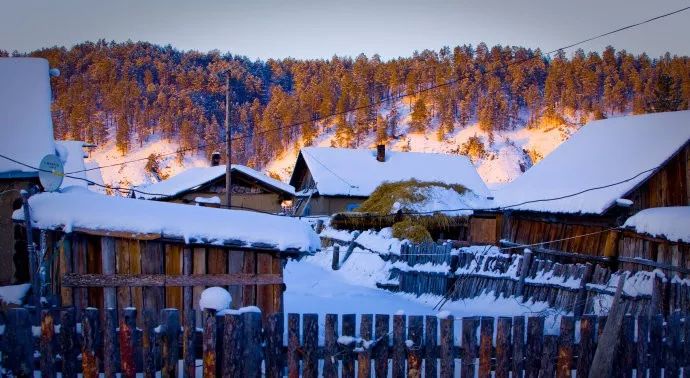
xmin=479 ymin=316 xmax=493 ymax=378
xmin=541 ymin=335 xmax=558 ymax=377
xmin=40 ymin=310 xmax=56 ymax=378
xmin=439 ymin=316 xmax=454 ymax=378
xmin=3 ymin=308 xmax=34 ymax=377
xmin=496 ymin=317 xmax=512 ymax=378
xmin=243 ymin=311 xmax=263 ymax=378
xmin=424 ymin=315 xmax=438 ymax=378
xmin=222 ymin=314 xmax=243 ymax=378
xmin=81 ymin=307 xmax=100 ymax=378
xmin=635 ymin=315 xmax=649 ymax=378
xmin=513 ymin=316 xmax=526 ymax=378
xmin=303 ymin=313 xmax=320 ymax=378
xmin=60 ymin=308 xmax=79 ymax=378
xmin=392 ymin=314 xmax=407 ymax=378
xmin=342 ymin=313 xmax=357 ymax=378
xmin=648 ymin=314 xmax=664 ymax=378
xmin=375 ymin=314 xmax=390 ymax=378
xmin=557 ymin=316 xmax=574 ymax=378
xmin=525 ymin=316 xmax=544 ymax=378
xmin=462 ymin=317 xmax=479 ymax=378
xmin=407 ymin=315 xmax=424 ymax=378
xmin=161 ymin=308 xmax=180 ymax=378
xmin=202 ymin=310 xmax=217 ymax=378
xmin=358 ymin=314 xmax=373 ymax=378
xmin=324 ymin=313 xmax=339 ymax=378
xmin=265 ymin=313 xmax=284 ymax=378
xmin=119 ymin=308 xmax=137 ymax=378
xmin=287 ymin=313 xmax=301 ymax=378
xmin=103 ymin=307 xmax=118 ymax=378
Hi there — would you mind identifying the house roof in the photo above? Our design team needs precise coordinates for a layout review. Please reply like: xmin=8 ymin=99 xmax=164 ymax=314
xmin=0 ymin=58 xmax=56 ymax=177
xmin=495 ymin=111 xmax=690 ymax=215
xmin=135 ymin=164 xmax=295 ymax=200
xmin=623 ymin=206 xmax=690 ymax=243
xmin=13 ymin=189 xmax=319 ymax=253
xmin=289 ymin=147 xmax=491 ymax=198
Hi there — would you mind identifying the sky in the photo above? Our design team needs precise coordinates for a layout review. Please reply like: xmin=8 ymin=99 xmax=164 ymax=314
xmin=1 ymin=0 xmax=690 ymax=60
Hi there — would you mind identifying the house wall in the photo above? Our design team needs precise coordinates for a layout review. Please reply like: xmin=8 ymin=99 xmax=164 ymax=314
xmin=625 ymin=144 xmax=690 ymax=214
xmin=59 ymin=233 xmax=285 ymax=325
xmin=302 ymin=196 xmax=366 ymax=216
xmin=0 ymin=178 xmax=37 ymax=284
xmin=177 ymin=191 xmax=285 ymax=213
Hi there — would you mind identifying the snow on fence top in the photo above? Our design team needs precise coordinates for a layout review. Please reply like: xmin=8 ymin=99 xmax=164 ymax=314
xmin=13 ymin=190 xmax=320 ymax=253
xmin=495 ymin=111 xmax=690 ymax=214
xmin=136 ymin=164 xmax=294 ymax=200
xmin=623 ymin=206 xmax=690 ymax=243
xmin=0 ymin=58 xmax=56 ymax=176
xmin=292 ymin=147 xmax=490 ymax=198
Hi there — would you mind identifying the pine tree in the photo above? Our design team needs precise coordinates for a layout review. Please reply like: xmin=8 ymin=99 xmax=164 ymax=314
xmin=409 ymin=98 xmax=429 ymax=133
xmin=375 ymin=114 xmax=388 ymax=144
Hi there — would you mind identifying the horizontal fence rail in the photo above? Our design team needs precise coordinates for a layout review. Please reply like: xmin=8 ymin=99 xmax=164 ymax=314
xmin=1 ymin=306 xmax=689 ymax=377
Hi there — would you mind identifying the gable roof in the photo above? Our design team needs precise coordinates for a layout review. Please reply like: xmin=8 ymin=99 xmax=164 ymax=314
xmin=136 ymin=164 xmax=294 ymax=200
xmin=289 ymin=147 xmax=491 ymax=198
xmin=495 ymin=111 xmax=690 ymax=215
xmin=0 ymin=58 xmax=56 ymax=177
xmin=13 ymin=189 xmax=319 ymax=253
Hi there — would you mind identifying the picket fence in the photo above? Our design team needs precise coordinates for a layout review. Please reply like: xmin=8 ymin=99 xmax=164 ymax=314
xmin=1 ymin=306 xmax=690 ymax=377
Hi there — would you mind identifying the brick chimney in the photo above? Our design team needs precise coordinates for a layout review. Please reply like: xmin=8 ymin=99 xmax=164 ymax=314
xmin=376 ymin=144 xmax=386 ymax=162
xmin=211 ymin=152 xmax=222 ymax=166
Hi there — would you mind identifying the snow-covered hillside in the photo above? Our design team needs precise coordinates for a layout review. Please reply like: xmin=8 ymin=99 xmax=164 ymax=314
xmin=86 ymin=101 xmax=577 ymax=190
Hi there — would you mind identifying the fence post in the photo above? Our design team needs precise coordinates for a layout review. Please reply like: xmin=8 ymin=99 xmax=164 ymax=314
xmin=104 ymin=307 xmax=118 ymax=378
xmin=332 ymin=245 xmax=340 ymax=270
xmin=303 ymin=313 xmax=320 ymax=378
xmin=222 ymin=313 xmax=243 ymax=377
xmin=479 ymin=317 xmax=494 ymax=378
xmin=407 ymin=315 xmax=423 ymax=378
xmin=81 ymin=307 xmax=100 ymax=378
xmin=495 ymin=317 xmax=512 ymax=378
xmin=202 ymin=309 xmax=217 ymax=378
xmin=324 ymin=313 xmax=339 ymax=378
xmin=40 ymin=310 xmax=56 ymax=377
xmin=60 ymin=308 xmax=79 ymax=378
xmin=119 ymin=308 xmax=137 ymax=378
xmin=2 ymin=307 xmax=33 ymax=376
xmin=517 ymin=249 xmax=533 ymax=298
xmin=557 ymin=316 xmax=574 ymax=378
xmin=142 ymin=309 xmax=157 ymax=378
xmin=439 ymin=316 xmax=454 ymax=378
xmin=287 ymin=313 xmax=301 ymax=378
xmin=512 ymin=316 xmax=525 ymax=378
xmin=342 ymin=314 xmax=357 ymax=378
xmin=101 ymin=236 xmax=117 ymax=309
xmin=160 ymin=308 xmax=180 ymax=378
xmin=574 ymin=263 xmax=594 ymax=317
xmin=461 ymin=317 xmax=479 ymax=378
xmin=576 ymin=315 xmax=595 ymax=378
xmin=424 ymin=315 xmax=438 ymax=378
xmin=525 ymin=316 xmax=544 ymax=378
xmin=243 ymin=311 xmax=263 ymax=377
xmin=265 ymin=313 xmax=285 ymax=378
xmin=392 ymin=313 xmax=407 ymax=378
xmin=182 ymin=247 xmax=196 ymax=378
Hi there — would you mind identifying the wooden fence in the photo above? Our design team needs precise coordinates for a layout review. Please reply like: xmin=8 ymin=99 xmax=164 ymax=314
xmin=388 ymin=246 xmax=690 ymax=317
xmin=1 ymin=306 xmax=689 ymax=377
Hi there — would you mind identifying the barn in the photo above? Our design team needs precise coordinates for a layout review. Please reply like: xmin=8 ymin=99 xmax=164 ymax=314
xmin=134 ymin=161 xmax=295 ymax=213
xmin=13 ymin=190 xmax=319 ymax=324
xmin=289 ymin=145 xmax=491 ymax=216
xmin=495 ymin=110 xmax=690 ymax=273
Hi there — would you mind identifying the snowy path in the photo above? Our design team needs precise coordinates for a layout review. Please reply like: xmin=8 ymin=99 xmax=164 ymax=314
xmin=283 ymin=249 xmax=557 ymax=323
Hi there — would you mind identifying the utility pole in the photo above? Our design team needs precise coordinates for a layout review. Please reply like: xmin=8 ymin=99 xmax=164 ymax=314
xmin=225 ymin=71 xmax=232 ymax=209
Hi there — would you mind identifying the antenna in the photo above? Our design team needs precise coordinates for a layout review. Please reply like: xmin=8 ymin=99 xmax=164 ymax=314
xmin=38 ymin=154 xmax=64 ymax=192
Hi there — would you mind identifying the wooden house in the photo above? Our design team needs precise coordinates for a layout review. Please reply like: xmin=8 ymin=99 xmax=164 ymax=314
xmin=0 ymin=58 xmax=63 ymax=284
xmin=134 ymin=162 xmax=295 ymax=213
xmin=495 ymin=111 xmax=690 ymax=270
xmin=13 ymin=190 xmax=319 ymax=323
xmin=289 ymin=145 xmax=491 ymax=216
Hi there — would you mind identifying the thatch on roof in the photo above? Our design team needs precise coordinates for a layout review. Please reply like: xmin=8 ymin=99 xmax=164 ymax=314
xmin=356 ymin=179 xmax=467 ymax=214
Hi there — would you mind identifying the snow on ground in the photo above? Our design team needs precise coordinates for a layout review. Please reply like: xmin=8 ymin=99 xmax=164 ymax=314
xmin=86 ymin=135 xmax=209 ymax=189
xmin=0 ymin=283 xmax=31 ymax=305
xmin=284 ymin=247 xmax=562 ymax=334
xmin=623 ymin=207 xmax=690 ymax=243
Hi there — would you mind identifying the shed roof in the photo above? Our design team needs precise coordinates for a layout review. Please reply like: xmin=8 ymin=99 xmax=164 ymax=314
xmin=495 ymin=111 xmax=690 ymax=215
xmin=622 ymin=207 xmax=690 ymax=244
xmin=290 ymin=147 xmax=491 ymax=198
xmin=135 ymin=164 xmax=295 ymax=200
xmin=13 ymin=189 xmax=319 ymax=253
xmin=0 ymin=58 xmax=56 ymax=177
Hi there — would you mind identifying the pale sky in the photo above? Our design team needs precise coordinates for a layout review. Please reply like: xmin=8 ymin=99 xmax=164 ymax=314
xmin=2 ymin=0 xmax=689 ymax=60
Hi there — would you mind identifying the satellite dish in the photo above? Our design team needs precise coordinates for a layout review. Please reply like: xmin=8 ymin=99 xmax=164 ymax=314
xmin=38 ymin=154 xmax=64 ymax=192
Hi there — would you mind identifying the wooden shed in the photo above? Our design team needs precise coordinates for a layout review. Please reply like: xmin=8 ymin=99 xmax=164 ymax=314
xmin=289 ymin=145 xmax=491 ymax=216
xmin=496 ymin=111 xmax=690 ymax=270
xmin=14 ymin=190 xmax=319 ymax=323
xmin=135 ymin=163 xmax=295 ymax=213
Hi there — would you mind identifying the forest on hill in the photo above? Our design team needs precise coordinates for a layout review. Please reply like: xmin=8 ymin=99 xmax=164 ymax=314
xmin=3 ymin=41 xmax=689 ymax=169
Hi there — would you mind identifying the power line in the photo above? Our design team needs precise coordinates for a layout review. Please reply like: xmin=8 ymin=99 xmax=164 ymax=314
xmin=65 ymin=5 xmax=690 ymax=175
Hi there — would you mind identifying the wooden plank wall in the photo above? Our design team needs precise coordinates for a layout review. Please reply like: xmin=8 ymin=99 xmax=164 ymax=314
xmin=503 ymin=216 xmax=610 ymax=256
xmin=59 ymin=234 xmax=284 ymax=324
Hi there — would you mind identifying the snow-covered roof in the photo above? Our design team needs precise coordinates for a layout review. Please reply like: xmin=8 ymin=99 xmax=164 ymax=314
xmin=56 ymin=140 xmax=88 ymax=188
xmin=623 ymin=207 xmax=690 ymax=243
xmin=0 ymin=58 xmax=56 ymax=177
xmin=495 ymin=111 xmax=690 ymax=214
xmin=136 ymin=164 xmax=295 ymax=200
xmin=292 ymin=147 xmax=491 ymax=198
xmin=13 ymin=189 xmax=319 ymax=253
